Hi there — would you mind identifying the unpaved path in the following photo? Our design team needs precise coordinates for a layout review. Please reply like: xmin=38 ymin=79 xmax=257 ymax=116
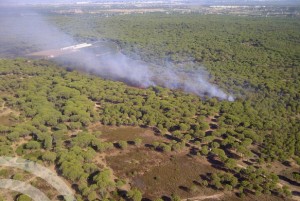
xmin=0 ymin=102 xmax=19 ymax=117
xmin=0 ymin=108 xmax=13 ymax=116
xmin=181 ymin=193 xmax=224 ymax=201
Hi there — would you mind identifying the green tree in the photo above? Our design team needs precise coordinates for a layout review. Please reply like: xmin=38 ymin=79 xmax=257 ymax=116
xmin=25 ymin=141 xmax=41 ymax=149
xmin=93 ymin=169 xmax=115 ymax=193
xmin=17 ymin=195 xmax=32 ymax=201
xmin=127 ymin=188 xmax=143 ymax=201
xmin=201 ymin=145 xmax=209 ymax=156
xmin=134 ymin=138 xmax=142 ymax=147
xmin=224 ymin=158 xmax=237 ymax=170
xmin=42 ymin=151 xmax=57 ymax=164
xmin=118 ymin=141 xmax=128 ymax=149
xmin=171 ymin=194 xmax=181 ymax=201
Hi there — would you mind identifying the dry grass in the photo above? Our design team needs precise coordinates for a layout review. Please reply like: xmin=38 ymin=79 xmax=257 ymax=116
xmin=106 ymin=147 xmax=166 ymax=179
xmin=0 ymin=114 xmax=15 ymax=126
xmin=0 ymin=189 xmax=16 ymax=201
xmin=107 ymin=147 xmax=218 ymax=200
xmin=90 ymin=124 xmax=167 ymax=144
xmin=132 ymin=154 xmax=218 ymax=200
xmin=95 ymin=124 xmax=222 ymax=200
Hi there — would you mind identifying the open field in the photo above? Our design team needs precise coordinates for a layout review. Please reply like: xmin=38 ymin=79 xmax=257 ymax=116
xmin=90 ymin=124 xmax=167 ymax=144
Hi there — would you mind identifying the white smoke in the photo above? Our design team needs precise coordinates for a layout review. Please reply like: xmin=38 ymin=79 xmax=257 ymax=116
xmin=0 ymin=5 xmax=234 ymax=101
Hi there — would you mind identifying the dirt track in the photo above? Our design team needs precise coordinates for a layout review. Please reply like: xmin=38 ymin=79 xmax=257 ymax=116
xmin=181 ymin=193 xmax=224 ymax=201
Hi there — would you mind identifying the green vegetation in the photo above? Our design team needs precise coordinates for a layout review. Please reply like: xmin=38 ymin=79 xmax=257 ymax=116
xmin=0 ymin=12 xmax=299 ymax=201
xmin=16 ymin=195 xmax=32 ymax=201
xmin=127 ymin=188 xmax=143 ymax=201
xmin=51 ymin=13 xmax=300 ymax=161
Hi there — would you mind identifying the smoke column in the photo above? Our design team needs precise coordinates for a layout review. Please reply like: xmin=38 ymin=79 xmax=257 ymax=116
xmin=0 ymin=4 xmax=234 ymax=101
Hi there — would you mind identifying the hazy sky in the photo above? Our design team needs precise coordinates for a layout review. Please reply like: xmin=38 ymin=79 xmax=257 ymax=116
xmin=1 ymin=0 xmax=300 ymax=5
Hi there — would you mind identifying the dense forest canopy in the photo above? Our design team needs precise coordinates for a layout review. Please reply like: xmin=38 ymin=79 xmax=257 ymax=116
xmin=49 ymin=13 xmax=300 ymax=159
xmin=0 ymin=11 xmax=299 ymax=201
xmin=50 ymin=14 xmax=300 ymax=97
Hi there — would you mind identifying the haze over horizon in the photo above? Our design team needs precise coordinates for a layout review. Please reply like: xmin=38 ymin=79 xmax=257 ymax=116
xmin=1 ymin=0 xmax=300 ymax=6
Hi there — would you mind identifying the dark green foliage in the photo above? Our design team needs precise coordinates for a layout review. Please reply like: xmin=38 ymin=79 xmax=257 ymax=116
xmin=25 ymin=141 xmax=41 ymax=149
xmin=205 ymin=166 xmax=283 ymax=196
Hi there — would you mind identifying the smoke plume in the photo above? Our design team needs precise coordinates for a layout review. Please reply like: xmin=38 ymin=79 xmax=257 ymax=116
xmin=0 ymin=5 xmax=234 ymax=101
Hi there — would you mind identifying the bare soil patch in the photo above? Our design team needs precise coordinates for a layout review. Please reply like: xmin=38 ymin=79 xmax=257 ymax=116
xmin=181 ymin=193 xmax=224 ymax=201
xmin=0 ymin=115 xmax=14 ymax=126
xmin=90 ymin=124 xmax=166 ymax=144
xmin=0 ymin=104 xmax=20 ymax=126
